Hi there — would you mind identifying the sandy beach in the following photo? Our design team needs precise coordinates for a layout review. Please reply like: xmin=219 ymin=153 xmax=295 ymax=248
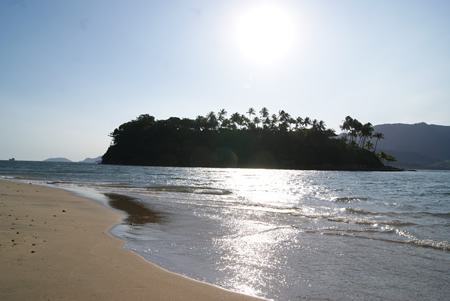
xmin=0 ymin=180 xmax=260 ymax=301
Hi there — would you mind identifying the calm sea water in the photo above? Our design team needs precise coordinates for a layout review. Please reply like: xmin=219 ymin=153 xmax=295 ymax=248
xmin=1 ymin=161 xmax=449 ymax=300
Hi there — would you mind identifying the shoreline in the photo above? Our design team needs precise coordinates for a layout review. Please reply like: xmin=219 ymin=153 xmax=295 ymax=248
xmin=100 ymin=161 xmax=404 ymax=172
xmin=0 ymin=179 xmax=261 ymax=301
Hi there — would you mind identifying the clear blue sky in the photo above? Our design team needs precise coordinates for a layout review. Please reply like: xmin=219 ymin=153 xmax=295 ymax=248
xmin=1 ymin=0 xmax=450 ymax=161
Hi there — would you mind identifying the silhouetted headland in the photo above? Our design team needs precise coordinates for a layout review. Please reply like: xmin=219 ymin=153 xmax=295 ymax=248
xmin=102 ymin=108 xmax=400 ymax=171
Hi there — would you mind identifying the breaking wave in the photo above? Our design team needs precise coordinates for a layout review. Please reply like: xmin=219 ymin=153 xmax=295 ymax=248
xmin=332 ymin=196 xmax=368 ymax=203
xmin=319 ymin=230 xmax=450 ymax=252
xmin=146 ymin=185 xmax=232 ymax=196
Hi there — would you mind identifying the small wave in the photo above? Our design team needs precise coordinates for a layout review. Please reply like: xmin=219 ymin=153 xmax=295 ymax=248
xmin=326 ymin=217 xmax=351 ymax=224
xmin=7 ymin=175 xmax=34 ymax=180
xmin=95 ymin=182 xmax=133 ymax=188
xmin=327 ymin=217 xmax=416 ymax=227
xmin=332 ymin=196 xmax=368 ymax=203
xmin=372 ymin=220 xmax=417 ymax=226
xmin=344 ymin=208 xmax=413 ymax=218
xmin=310 ymin=227 xmax=395 ymax=235
xmin=0 ymin=175 xmax=19 ymax=180
xmin=320 ymin=231 xmax=450 ymax=252
xmin=46 ymin=181 xmax=71 ymax=185
xmin=302 ymin=228 xmax=395 ymax=237
xmin=290 ymin=211 xmax=333 ymax=219
xmin=146 ymin=185 xmax=232 ymax=196
xmin=224 ymin=225 xmax=295 ymax=239
xmin=409 ymin=239 xmax=450 ymax=251
xmin=423 ymin=212 xmax=450 ymax=218
xmin=394 ymin=228 xmax=416 ymax=240
xmin=345 ymin=209 xmax=450 ymax=220
xmin=345 ymin=208 xmax=380 ymax=215
xmin=409 ymin=211 xmax=450 ymax=219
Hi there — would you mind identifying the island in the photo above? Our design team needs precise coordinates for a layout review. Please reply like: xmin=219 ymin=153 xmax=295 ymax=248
xmin=102 ymin=108 xmax=397 ymax=171
xmin=44 ymin=157 xmax=72 ymax=163
xmin=79 ymin=156 xmax=102 ymax=164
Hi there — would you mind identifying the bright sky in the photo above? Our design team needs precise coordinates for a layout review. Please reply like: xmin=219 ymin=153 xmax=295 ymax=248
xmin=1 ymin=0 xmax=450 ymax=161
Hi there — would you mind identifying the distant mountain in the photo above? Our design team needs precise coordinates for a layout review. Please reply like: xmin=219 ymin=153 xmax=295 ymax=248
xmin=44 ymin=157 xmax=72 ymax=163
xmin=375 ymin=122 xmax=450 ymax=169
xmin=79 ymin=156 xmax=102 ymax=164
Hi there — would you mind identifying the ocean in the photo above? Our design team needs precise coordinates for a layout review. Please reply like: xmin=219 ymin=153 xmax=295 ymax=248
xmin=1 ymin=161 xmax=449 ymax=300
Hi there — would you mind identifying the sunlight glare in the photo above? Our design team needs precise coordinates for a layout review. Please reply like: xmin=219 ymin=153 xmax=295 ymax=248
xmin=234 ymin=4 xmax=295 ymax=65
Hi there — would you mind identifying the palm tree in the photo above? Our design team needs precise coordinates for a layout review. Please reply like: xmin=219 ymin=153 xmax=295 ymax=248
xmin=295 ymin=117 xmax=304 ymax=130
xmin=378 ymin=151 xmax=396 ymax=165
xmin=241 ymin=114 xmax=250 ymax=129
xmin=340 ymin=116 xmax=353 ymax=131
xmin=278 ymin=110 xmax=291 ymax=131
xmin=270 ymin=114 xmax=279 ymax=130
xmin=259 ymin=107 xmax=269 ymax=119
xmin=318 ymin=120 xmax=326 ymax=132
xmin=195 ymin=115 xmax=208 ymax=131
xmin=221 ymin=118 xmax=232 ymax=130
xmin=260 ymin=107 xmax=270 ymax=129
xmin=372 ymin=132 xmax=384 ymax=152
xmin=340 ymin=116 xmax=353 ymax=143
xmin=360 ymin=122 xmax=374 ymax=148
xmin=312 ymin=119 xmax=318 ymax=131
xmin=288 ymin=117 xmax=297 ymax=131
xmin=217 ymin=109 xmax=227 ymax=128
xmin=324 ymin=128 xmax=337 ymax=137
xmin=247 ymin=107 xmax=255 ymax=119
xmin=253 ymin=116 xmax=261 ymax=129
xmin=303 ymin=117 xmax=311 ymax=128
xmin=230 ymin=112 xmax=241 ymax=129
xmin=263 ymin=117 xmax=271 ymax=129
xmin=350 ymin=118 xmax=362 ymax=145
xmin=206 ymin=111 xmax=218 ymax=130
xmin=365 ymin=140 xmax=374 ymax=151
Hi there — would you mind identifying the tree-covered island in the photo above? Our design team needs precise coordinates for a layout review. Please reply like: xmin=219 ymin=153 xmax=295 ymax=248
xmin=102 ymin=108 xmax=397 ymax=170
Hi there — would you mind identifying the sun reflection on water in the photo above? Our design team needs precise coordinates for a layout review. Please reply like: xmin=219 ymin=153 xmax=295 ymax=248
xmin=214 ymin=169 xmax=312 ymax=297
xmin=213 ymin=217 xmax=296 ymax=298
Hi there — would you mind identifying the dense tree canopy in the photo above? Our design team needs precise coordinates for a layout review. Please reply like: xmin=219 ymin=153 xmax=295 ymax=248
xmin=102 ymin=109 xmax=393 ymax=170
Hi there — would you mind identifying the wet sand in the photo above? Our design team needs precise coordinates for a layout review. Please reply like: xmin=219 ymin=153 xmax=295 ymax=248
xmin=104 ymin=192 xmax=164 ymax=225
xmin=0 ymin=180 xmax=260 ymax=301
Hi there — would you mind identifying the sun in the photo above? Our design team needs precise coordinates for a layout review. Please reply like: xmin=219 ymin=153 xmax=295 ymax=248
xmin=234 ymin=4 xmax=295 ymax=65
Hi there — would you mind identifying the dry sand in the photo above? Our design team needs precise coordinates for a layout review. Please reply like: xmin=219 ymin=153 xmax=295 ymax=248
xmin=0 ymin=180 xmax=261 ymax=301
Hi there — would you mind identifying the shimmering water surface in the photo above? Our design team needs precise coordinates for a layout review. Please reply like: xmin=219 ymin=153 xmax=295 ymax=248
xmin=1 ymin=161 xmax=449 ymax=300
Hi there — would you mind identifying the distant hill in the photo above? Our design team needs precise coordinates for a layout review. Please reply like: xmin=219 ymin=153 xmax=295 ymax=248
xmin=375 ymin=122 xmax=450 ymax=169
xmin=43 ymin=156 xmax=101 ymax=164
xmin=44 ymin=157 xmax=72 ymax=163
xmin=79 ymin=156 xmax=102 ymax=164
